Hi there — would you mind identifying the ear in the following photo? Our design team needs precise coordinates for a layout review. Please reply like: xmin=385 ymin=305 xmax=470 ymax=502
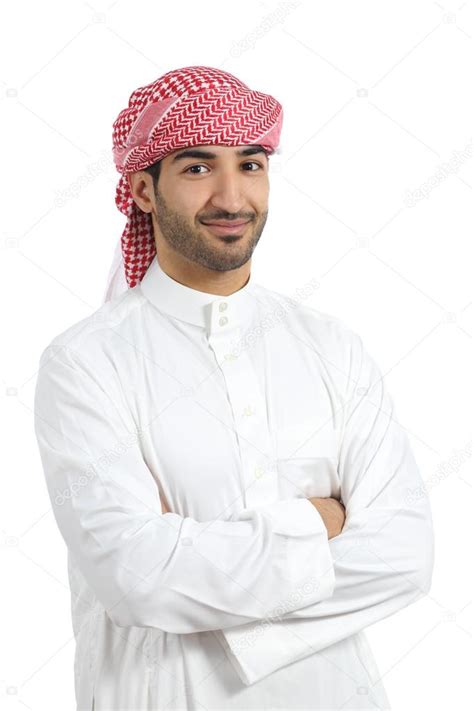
xmin=127 ymin=171 xmax=154 ymax=214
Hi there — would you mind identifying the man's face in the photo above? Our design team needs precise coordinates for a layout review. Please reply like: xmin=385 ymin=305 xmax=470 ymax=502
xmin=148 ymin=144 xmax=270 ymax=272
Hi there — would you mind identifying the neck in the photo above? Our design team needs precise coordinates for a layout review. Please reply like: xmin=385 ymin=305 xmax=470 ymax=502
xmin=155 ymin=251 xmax=251 ymax=297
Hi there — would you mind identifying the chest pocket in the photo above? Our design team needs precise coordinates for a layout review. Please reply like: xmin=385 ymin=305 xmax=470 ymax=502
xmin=276 ymin=419 xmax=340 ymax=500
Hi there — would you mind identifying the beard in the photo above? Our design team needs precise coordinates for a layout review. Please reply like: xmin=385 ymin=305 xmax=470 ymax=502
xmin=151 ymin=186 xmax=268 ymax=272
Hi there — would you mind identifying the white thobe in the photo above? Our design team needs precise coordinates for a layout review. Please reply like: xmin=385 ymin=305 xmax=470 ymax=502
xmin=34 ymin=254 xmax=434 ymax=710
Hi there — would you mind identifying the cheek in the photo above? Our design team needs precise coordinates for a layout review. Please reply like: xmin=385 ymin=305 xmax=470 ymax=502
xmin=248 ymin=181 xmax=269 ymax=206
xmin=182 ymin=193 xmax=213 ymax=221
xmin=173 ymin=198 xmax=204 ymax=224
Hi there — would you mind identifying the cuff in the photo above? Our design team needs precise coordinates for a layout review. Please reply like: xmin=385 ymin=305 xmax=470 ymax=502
xmin=235 ymin=496 xmax=330 ymax=536
xmin=214 ymin=617 xmax=318 ymax=686
xmin=219 ymin=498 xmax=336 ymax=686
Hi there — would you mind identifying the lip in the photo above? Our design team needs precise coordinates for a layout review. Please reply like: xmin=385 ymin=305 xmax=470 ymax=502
xmin=202 ymin=220 xmax=251 ymax=235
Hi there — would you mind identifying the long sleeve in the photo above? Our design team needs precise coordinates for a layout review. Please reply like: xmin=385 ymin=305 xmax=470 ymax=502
xmin=214 ymin=330 xmax=435 ymax=685
xmin=33 ymin=343 xmax=336 ymax=633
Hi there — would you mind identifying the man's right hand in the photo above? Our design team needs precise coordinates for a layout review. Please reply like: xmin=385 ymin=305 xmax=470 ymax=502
xmin=308 ymin=496 xmax=346 ymax=539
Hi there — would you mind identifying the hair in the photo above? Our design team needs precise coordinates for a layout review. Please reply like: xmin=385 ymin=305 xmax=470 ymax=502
xmin=143 ymin=159 xmax=162 ymax=190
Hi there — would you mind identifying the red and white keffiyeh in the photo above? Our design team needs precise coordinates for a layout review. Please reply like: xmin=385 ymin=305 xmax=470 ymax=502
xmin=103 ymin=65 xmax=283 ymax=302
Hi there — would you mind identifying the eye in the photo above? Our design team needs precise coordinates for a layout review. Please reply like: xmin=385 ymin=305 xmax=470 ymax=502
xmin=242 ymin=161 xmax=263 ymax=171
xmin=184 ymin=165 xmax=210 ymax=175
xmin=183 ymin=161 xmax=264 ymax=175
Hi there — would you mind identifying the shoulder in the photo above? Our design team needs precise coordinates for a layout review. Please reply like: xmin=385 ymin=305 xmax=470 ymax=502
xmin=37 ymin=287 xmax=145 ymax=370
xmin=251 ymin=281 xmax=362 ymax=356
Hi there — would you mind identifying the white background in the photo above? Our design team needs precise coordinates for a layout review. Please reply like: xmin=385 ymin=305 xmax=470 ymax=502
xmin=1 ymin=1 xmax=472 ymax=709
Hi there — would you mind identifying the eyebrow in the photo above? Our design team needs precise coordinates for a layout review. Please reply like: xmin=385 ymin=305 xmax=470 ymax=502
xmin=171 ymin=146 xmax=269 ymax=164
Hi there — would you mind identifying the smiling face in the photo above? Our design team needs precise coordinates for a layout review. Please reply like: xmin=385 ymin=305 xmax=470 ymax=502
xmin=129 ymin=144 xmax=270 ymax=275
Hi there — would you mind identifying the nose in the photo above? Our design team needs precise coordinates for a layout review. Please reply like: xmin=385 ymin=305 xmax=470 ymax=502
xmin=209 ymin=171 xmax=246 ymax=214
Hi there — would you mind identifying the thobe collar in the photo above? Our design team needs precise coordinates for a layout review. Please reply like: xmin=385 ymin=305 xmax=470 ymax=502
xmin=139 ymin=254 xmax=258 ymax=334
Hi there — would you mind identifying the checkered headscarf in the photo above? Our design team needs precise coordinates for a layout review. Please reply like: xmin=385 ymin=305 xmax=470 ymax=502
xmin=103 ymin=65 xmax=283 ymax=302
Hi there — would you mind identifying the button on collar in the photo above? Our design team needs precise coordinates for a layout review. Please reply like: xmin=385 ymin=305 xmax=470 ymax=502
xmin=140 ymin=256 xmax=258 ymax=334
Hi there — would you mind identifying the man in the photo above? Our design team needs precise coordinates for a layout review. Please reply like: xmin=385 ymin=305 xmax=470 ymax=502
xmin=34 ymin=65 xmax=434 ymax=710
